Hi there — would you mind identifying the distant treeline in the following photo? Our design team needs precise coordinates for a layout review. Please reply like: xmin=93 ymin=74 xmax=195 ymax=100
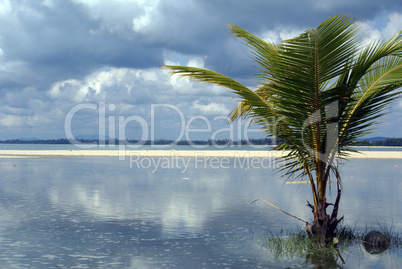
xmin=141 ymin=138 xmax=274 ymax=146
xmin=358 ymin=138 xmax=402 ymax=146
xmin=0 ymin=139 xmax=71 ymax=144
xmin=0 ymin=138 xmax=275 ymax=146
xmin=2 ymin=137 xmax=402 ymax=146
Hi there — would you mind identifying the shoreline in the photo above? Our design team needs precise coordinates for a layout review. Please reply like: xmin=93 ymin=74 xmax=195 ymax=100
xmin=1 ymin=150 xmax=402 ymax=159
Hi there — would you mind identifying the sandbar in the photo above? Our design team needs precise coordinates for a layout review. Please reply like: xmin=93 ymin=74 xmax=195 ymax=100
xmin=0 ymin=150 xmax=401 ymax=159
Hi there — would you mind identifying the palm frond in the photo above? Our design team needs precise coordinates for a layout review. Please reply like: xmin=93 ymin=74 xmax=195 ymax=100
xmin=229 ymin=83 xmax=273 ymax=122
xmin=164 ymin=14 xmax=402 ymax=189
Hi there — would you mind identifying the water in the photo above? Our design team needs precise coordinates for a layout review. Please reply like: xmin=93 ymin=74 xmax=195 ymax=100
xmin=2 ymin=143 xmax=402 ymax=151
xmin=0 ymin=153 xmax=401 ymax=268
xmin=0 ymin=143 xmax=272 ymax=151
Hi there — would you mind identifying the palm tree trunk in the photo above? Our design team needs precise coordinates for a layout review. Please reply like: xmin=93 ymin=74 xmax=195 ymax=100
xmin=306 ymin=175 xmax=343 ymax=245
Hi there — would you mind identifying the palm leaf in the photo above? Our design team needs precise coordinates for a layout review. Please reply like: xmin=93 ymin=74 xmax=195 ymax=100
xmin=165 ymin=14 xmax=402 ymax=213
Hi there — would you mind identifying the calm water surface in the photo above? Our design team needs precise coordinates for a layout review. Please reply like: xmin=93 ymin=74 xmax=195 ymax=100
xmin=0 ymin=155 xmax=401 ymax=268
xmin=1 ymin=143 xmax=402 ymax=151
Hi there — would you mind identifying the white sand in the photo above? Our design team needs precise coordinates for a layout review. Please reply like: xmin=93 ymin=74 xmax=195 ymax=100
xmin=0 ymin=150 xmax=401 ymax=158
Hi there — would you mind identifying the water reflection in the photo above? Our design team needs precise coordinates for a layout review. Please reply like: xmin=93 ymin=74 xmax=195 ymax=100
xmin=0 ymin=157 xmax=401 ymax=268
xmin=305 ymin=252 xmax=344 ymax=269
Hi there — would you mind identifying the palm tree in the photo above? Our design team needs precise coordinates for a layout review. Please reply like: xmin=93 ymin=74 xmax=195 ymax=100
xmin=164 ymin=14 xmax=402 ymax=245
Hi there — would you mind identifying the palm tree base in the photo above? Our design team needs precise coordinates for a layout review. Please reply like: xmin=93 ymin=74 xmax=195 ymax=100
xmin=306 ymin=217 xmax=340 ymax=245
xmin=306 ymin=188 xmax=343 ymax=245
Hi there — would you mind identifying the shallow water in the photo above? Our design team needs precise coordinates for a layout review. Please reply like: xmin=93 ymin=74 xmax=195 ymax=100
xmin=0 ymin=156 xmax=401 ymax=268
xmin=1 ymin=143 xmax=402 ymax=152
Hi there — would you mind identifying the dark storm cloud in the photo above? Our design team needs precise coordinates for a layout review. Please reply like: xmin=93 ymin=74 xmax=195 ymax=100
xmin=2 ymin=0 xmax=402 ymax=84
xmin=0 ymin=0 xmax=401 ymax=139
xmin=144 ymin=0 xmax=402 ymax=78
xmin=195 ymin=0 xmax=402 ymax=28
xmin=0 ymin=0 xmax=163 ymax=87
xmin=185 ymin=0 xmax=402 ymax=76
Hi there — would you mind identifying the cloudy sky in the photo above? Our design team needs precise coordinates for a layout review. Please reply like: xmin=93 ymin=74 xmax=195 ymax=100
xmin=0 ymin=0 xmax=402 ymax=141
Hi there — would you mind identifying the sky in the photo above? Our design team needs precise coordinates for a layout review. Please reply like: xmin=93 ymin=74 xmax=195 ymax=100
xmin=0 ymin=0 xmax=402 ymax=141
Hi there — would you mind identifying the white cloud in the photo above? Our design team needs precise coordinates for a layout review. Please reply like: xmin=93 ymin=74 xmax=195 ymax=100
xmin=191 ymin=100 xmax=230 ymax=116
xmin=72 ymin=0 xmax=148 ymax=38
xmin=50 ymin=65 xmax=217 ymax=97
xmin=0 ymin=86 xmax=52 ymax=126
xmin=0 ymin=0 xmax=11 ymax=15
xmin=259 ymin=13 xmax=401 ymax=49
xmin=0 ymin=114 xmax=23 ymax=127
xmin=42 ymin=0 xmax=55 ymax=9
xmin=357 ymin=20 xmax=383 ymax=48
xmin=0 ymin=113 xmax=50 ymax=128
xmin=357 ymin=14 xmax=402 ymax=52
xmin=49 ymin=68 xmax=142 ymax=102
xmin=163 ymin=56 xmax=230 ymax=96
xmin=187 ymin=57 xmax=206 ymax=69
xmin=382 ymin=12 xmax=402 ymax=39
xmin=41 ymin=64 xmax=237 ymax=140
xmin=261 ymin=26 xmax=304 ymax=43
xmin=132 ymin=1 xmax=160 ymax=33
xmin=261 ymin=30 xmax=280 ymax=44
xmin=1 ymin=1 xmax=402 ymax=139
